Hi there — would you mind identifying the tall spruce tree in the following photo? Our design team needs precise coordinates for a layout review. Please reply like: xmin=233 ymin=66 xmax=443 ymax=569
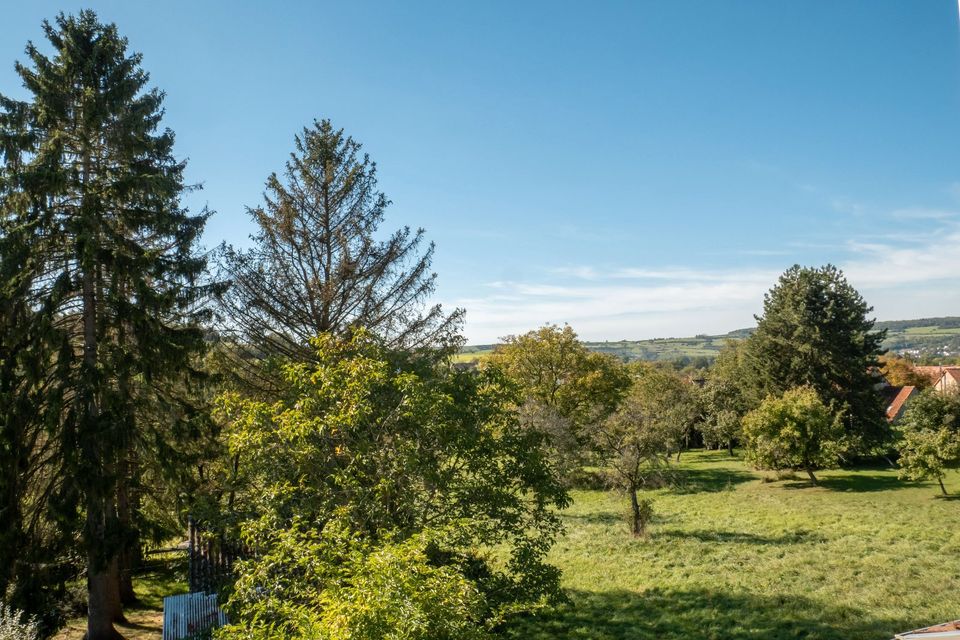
xmin=1 ymin=12 xmax=213 ymax=638
xmin=216 ymin=120 xmax=463 ymax=395
xmin=745 ymin=265 xmax=888 ymax=454
xmin=0 ymin=104 xmax=68 ymax=612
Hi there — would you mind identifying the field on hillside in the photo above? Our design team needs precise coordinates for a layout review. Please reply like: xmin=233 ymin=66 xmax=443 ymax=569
xmin=505 ymin=450 xmax=960 ymax=640
xmin=457 ymin=317 xmax=960 ymax=363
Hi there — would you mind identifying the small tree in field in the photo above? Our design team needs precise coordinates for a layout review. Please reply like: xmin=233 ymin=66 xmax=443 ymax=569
xmin=742 ymin=386 xmax=842 ymax=485
xmin=896 ymin=390 xmax=960 ymax=495
xmin=699 ymin=340 xmax=753 ymax=455
xmin=593 ymin=366 xmax=692 ymax=536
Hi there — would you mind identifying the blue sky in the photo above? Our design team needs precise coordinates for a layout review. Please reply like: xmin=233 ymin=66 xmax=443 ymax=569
xmin=3 ymin=1 xmax=960 ymax=343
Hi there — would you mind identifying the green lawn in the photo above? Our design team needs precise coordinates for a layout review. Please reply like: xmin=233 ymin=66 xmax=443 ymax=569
xmin=58 ymin=453 xmax=959 ymax=640
xmin=54 ymin=556 xmax=187 ymax=639
xmin=506 ymin=450 xmax=960 ymax=640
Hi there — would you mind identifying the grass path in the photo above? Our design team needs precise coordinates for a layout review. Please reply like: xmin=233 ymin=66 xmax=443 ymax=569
xmin=53 ymin=610 xmax=163 ymax=640
xmin=506 ymin=450 xmax=960 ymax=640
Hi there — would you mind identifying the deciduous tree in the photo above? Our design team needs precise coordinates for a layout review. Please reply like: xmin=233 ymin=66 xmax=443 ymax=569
xmin=216 ymin=332 xmax=569 ymax=632
xmin=699 ymin=341 xmax=752 ymax=455
xmin=879 ymin=355 xmax=930 ymax=389
xmin=488 ymin=325 xmax=630 ymax=482
xmin=592 ymin=365 xmax=694 ymax=535
xmin=741 ymin=386 xmax=842 ymax=485
xmin=896 ymin=389 xmax=960 ymax=495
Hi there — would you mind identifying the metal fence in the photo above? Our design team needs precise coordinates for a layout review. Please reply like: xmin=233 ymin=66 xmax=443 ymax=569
xmin=162 ymin=592 xmax=228 ymax=640
xmin=187 ymin=515 xmax=244 ymax=594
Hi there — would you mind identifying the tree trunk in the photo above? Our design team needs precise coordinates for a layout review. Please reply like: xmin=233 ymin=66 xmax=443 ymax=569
xmin=117 ymin=445 xmax=141 ymax=606
xmin=117 ymin=478 xmax=136 ymax=605
xmin=938 ymin=476 xmax=948 ymax=496
xmin=727 ymin=441 xmax=734 ymax=457
xmin=675 ymin=449 xmax=682 ymax=462
xmin=87 ymin=561 xmax=124 ymax=639
xmin=83 ymin=258 xmax=124 ymax=635
xmin=629 ymin=488 xmax=643 ymax=536
xmin=86 ymin=499 xmax=125 ymax=639
xmin=805 ymin=468 xmax=818 ymax=486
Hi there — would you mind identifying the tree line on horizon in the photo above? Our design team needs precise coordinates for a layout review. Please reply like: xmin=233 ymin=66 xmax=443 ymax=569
xmin=1 ymin=10 xmax=959 ymax=640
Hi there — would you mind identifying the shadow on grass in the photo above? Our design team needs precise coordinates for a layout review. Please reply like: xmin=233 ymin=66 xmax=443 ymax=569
xmin=133 ymin=554 xmax=188 ymax=610
xmin=934 ymin=494 xmax=960 ymax=501
xmin=118 ymin=618 xmax=163 ymax=633
xmin=562 ymin=511 xmax=625 ymax=526
xmin=781 ymin=474 xmax=905 ymax=493
xmin=504 ymin=587 xmax=913 ymax=640
xmin=669 ymin=466 xmax=755 ymax=494
xmin=657 ymin=528 xmax=825 ymax=546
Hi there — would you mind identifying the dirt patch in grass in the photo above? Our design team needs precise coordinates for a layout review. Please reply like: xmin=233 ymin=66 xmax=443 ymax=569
xmin=52 ymin=608 xmax=163 ymax=640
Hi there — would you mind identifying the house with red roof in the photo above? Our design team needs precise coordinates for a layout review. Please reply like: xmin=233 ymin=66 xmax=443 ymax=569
xmin=882 ymin=385 xmax=917 ymax=423
xmin=912 ymin=365 xmax=960 ymax=393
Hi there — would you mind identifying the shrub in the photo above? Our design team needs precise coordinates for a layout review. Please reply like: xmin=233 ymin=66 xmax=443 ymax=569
xmin=896 ymin=389 xmax=960 ymax=495
xmin=0 ymin=604 xmax=39 ymax=640
xmin=216 ymin=520 xmax=489 ymax=640
xmin=626 ymin=498 xmax=655 ymax=537
xmin=742 ymin=386 xmax=842 ymax=485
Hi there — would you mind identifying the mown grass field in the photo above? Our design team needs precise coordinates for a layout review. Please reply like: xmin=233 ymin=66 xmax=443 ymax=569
xmin=506 ymin=450 xmax=960 ymax=640
xmin=58 ymin=452 xmax=958 ymax=640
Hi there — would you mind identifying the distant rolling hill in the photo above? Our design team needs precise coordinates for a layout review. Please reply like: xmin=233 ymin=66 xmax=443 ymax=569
xmin=456 ymin=316 xmax=960 ymax=364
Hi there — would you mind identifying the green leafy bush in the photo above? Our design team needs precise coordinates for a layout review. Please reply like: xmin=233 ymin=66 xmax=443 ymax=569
xmin=0 ymin=603 xmax=38 ymax=640
xmin=216 ymin=520 xmax=489 ymax=640
xmin=742 ymin=386 xmax=842 ymax=485
xmin=896 ymin=389 xmax=960 ymax=495
xmin=213 ymin=332 xmax=568 ymax=637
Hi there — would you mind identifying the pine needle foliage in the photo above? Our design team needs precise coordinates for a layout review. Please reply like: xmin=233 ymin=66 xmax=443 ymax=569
xmin=0 ymin=11 xmax=216 ymax=637
xmin=216 ymin=120 xmax=463 ymax=395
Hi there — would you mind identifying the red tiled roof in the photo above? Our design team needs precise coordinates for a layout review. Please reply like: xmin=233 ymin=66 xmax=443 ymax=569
xmin=884 ymin=385 xmax=916 ymax=422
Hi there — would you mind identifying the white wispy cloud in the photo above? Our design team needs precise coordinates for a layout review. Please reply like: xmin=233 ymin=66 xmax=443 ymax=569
xmin=829 ymin=197 xmax=868 ymax=216
xmin=452 ymin=222 xmax=960 ymax=344
xmin=842 ymin=229 xmax=960 ymax=287
xmin=889 ymin=207 xmax=959 ymax=221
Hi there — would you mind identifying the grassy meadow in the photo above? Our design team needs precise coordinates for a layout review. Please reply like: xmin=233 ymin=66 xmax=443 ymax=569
xmin=506 ymin=450 xmax=960 ymax=640
xmin=57 ymin=451 xmax=959 ymax=640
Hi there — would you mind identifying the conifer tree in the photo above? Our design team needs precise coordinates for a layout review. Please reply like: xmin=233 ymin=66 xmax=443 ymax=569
xmin=216 ymin=120 xmax=462 ymax=394
xmin=745 ymin=265 xmax=887 ymax=454
xmin=1 ymin=12 xmax=213 ymax=638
